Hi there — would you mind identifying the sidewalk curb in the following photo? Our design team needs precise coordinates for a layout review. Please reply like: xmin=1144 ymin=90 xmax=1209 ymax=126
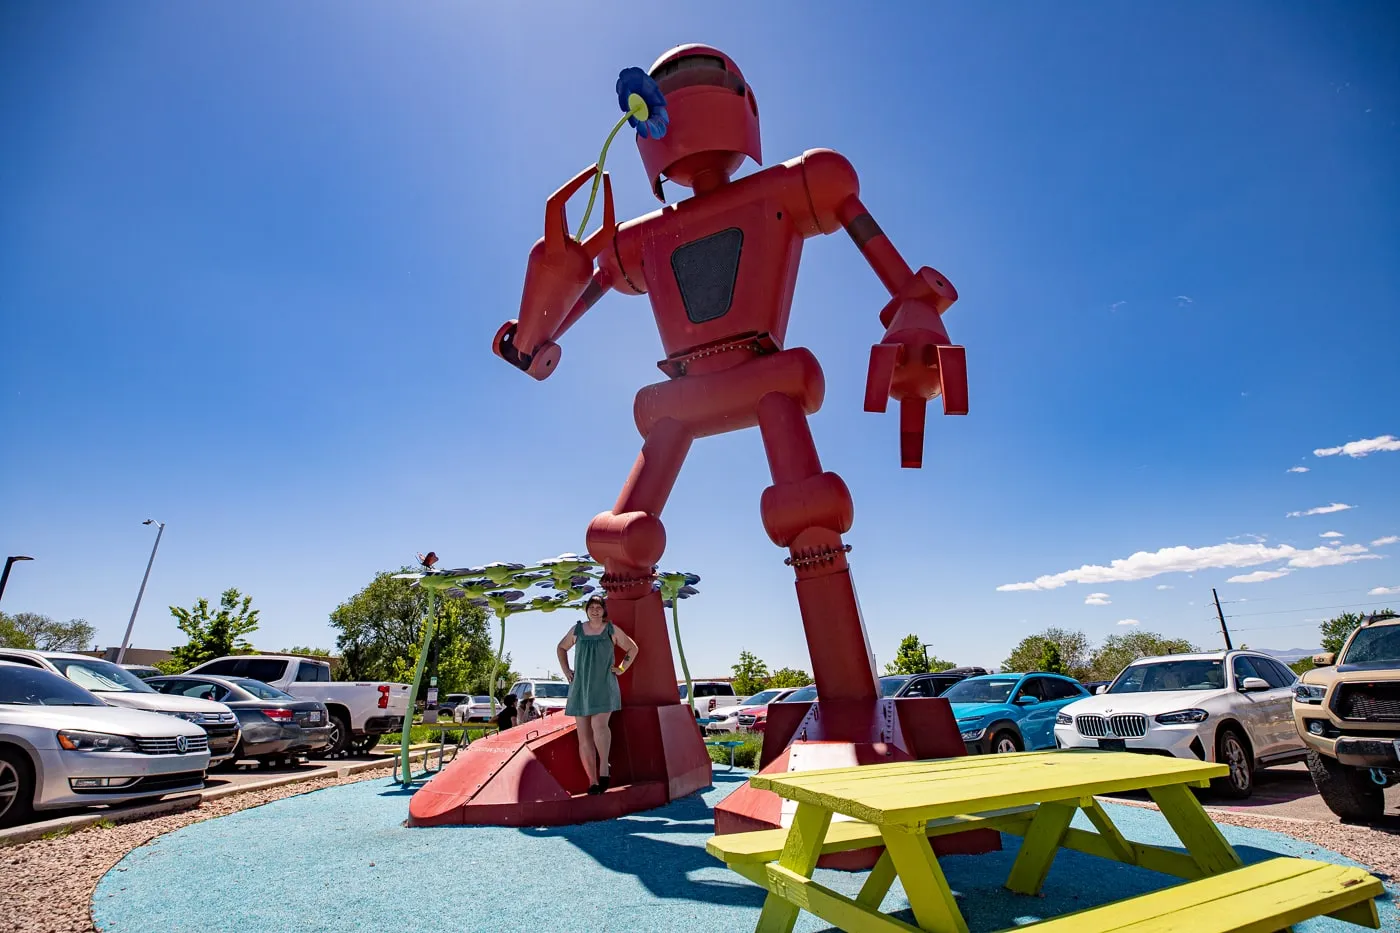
xmin=0 ymin=747 xmax=439 ymax=848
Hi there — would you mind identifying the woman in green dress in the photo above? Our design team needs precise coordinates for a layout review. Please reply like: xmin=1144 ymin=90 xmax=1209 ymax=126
xmin=557 ymin=594 xmax=638 ymax=795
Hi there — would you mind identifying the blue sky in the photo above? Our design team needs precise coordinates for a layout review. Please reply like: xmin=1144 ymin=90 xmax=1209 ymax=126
xmin=2 ymin=2 xmax=1397 ymax=680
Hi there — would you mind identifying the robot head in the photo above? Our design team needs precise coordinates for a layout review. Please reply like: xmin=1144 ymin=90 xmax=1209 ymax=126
xmin=637 ymin=44 xmax=762 ymax=201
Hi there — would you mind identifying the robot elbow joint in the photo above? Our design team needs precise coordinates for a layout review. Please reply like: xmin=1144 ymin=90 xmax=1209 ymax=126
xmin=802 ymin=149 xmax=860 ymax=233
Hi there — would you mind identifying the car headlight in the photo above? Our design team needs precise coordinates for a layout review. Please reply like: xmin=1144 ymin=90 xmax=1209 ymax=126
xmin=1294 ymin=684 xmax=1326 ymax=704
xmin=1153 ymin=709 xmax=1208 ymax=725
xmin=1055 ymin=712 xmax=1072 ymax=726
xmin=57 ymin=730 xmax=138 ymax=752
xmin=957 ymin=719 xmax=985 ymax=741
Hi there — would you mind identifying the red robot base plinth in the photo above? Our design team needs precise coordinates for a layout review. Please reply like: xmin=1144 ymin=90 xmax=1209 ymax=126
xmin=407 ymin=703 xmax=711 ymax=827
xmin=713 ymin=697 xmax=1000 ymax=868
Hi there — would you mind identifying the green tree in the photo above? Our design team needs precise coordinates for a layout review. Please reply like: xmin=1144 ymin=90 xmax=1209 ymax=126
xmin=329 ymin=570 xmax=503 ymax=699
xmin=731 ymin=650 xmax=770 ymax=696
xmin=768 ymin=667 xmax=814 ymax=688
xmin=283 ymin=645 xmax=333 ymax=657
xmin=1320 ymin=609 xmax=1397 ymax=656
xmin=168 ymin=589 xmax=261 ymax=671
xmin=1289 ymin=657 xmax=1316 ymax=676
xmin=1087 ymin=631 xmax=1199 ymax=682
xmin=0 ymin=612 xmax=96 ymax=652
xmin=1037 ymin=641 xmax=1067 ymax=675
xmin=881 ymin=634 xmax=952 ymax=675
xmin=1002 ymin=628 xmax=1091 ymax=679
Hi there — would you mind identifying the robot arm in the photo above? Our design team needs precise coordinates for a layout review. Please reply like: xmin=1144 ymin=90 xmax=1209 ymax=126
xmin=800 ymin=150 xmax=968 ymax=469
xmin=493 ymin=165 xmax=618 ymax=381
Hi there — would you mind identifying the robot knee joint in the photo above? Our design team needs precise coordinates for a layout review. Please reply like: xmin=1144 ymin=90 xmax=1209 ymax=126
xmin=760 ymin=472 xmax=853 ymax=548
xmin=586 ymin=510 xmax=666 ymax=569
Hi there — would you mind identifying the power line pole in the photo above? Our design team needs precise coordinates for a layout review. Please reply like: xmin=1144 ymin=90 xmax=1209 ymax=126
xmin=1212 ymin=587 xmax=1234 ymax=650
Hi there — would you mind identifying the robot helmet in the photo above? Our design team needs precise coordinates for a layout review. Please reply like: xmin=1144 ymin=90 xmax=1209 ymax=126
xmin=637 ymin=44 xmax=762 ymax=201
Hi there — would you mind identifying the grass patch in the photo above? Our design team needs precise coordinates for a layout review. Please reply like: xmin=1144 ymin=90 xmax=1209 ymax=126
xmin=40 ymin=827 xmax=73 ymax=840
xmin=381 ymin=724 xmax=496 ymax=746
xmin=706 ymin=734 xmax=763 ymax=770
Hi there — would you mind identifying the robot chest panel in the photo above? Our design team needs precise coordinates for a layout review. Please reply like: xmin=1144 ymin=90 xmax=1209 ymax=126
xmin=642 ymin=201 xmax=801 ymax=351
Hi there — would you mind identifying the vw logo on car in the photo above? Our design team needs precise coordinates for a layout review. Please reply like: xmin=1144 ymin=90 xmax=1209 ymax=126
xmin=175 ymin=734 xmax=188 ymax=754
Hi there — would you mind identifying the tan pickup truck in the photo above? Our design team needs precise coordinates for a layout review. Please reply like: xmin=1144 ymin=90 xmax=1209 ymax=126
xmin=1292 ymin=612 xmax=1399 ymax=822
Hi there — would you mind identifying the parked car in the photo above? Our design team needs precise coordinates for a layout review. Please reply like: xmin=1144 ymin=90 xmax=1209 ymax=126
xmin=507 ymin=680 xmax=571 ymax=717
xmin=1055 ymin=651 xmax=1305 ymax=797
xmin=121 ymin=665 xmax=163 ymax=680
xmin=448 ymin=695 xmax=495 ymax=723
xmin=183 ymin=655 xmax=410 ymax=757
xmin=744 ymin=684 xmax=819 ymax=734
xmin=145 ymin=675 xmax=333 ymax=768
xmin=0 ymin=662 xmax=210 ymax=827
xmin=945 ymin=672 xmax=1089 ymax=755
xmin=679 ymin=681 xmax=749 ymax=719
xmin=0 ymin=650 xmax=239 ymax=767
xmin=705 ymin=688 xmax=799 ymax=735
xmin=879 ymin=668 xmax=986 ymax=699
xmin=1293 ymin=613 xmax=1400 ymax=821
xmin=1079 ymin=681 xmax=1111 ymax=694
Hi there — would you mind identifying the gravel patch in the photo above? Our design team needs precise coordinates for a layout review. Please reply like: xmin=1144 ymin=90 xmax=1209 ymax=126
xmin=0 ymin=763 xmax=398 ymax=933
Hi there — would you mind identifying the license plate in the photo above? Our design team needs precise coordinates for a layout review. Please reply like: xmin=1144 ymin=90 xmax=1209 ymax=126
xmin=1098 ymin=738 xmax=1127 ymax=751
xmin=308 ymin=712 xmax=321 ymax=722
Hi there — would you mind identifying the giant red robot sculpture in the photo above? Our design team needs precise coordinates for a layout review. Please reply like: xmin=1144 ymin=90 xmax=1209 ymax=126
xmin=409 ymin=46 xmax=987 ymax=858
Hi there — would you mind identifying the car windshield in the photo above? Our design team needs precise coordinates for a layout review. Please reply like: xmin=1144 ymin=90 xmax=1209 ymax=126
xmin=473 ymin=696 xmax=492 ymax=704
xmin=783 ymin=685 xmax=817 ymax=703
xmin=0 ymin=666 xmax=105 ymax=705
xmin=879 ymin=677 xmax=909 ymax=697
xmin=1109 ymin=659 xmax=1224 ymax=693
xmin=1341 ymin=626 xmax=1400 ymax=665
xmin=533 ymin=683 xmax=569 ymax=698
xmin=942 ymin=678 xmax=1019 ymax=704
xmin=230 ymin=678 xmax=295 ymax=700
xmin=50 ymin=657 xmax=156 ymax=693
xmin=744 ymin=689 xmax=785 ymax=706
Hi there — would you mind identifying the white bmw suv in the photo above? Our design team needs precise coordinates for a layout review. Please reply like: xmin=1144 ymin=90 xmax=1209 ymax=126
xmin=1053 ymin=651 xmax=1306 ymax=797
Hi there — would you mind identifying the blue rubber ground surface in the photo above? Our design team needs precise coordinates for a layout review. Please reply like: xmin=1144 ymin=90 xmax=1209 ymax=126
xmin=93 ymin=768 xmax=1396 ymax=932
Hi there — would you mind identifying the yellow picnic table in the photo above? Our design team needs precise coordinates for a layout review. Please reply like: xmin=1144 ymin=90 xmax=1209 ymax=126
xmin=706 ymin=750 xmax=1384 ymax=933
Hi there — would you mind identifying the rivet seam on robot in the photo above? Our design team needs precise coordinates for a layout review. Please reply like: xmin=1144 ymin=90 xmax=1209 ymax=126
xmin=783 ymin=543 xmax=852 ymax=568
xmin=670 ymin=335 xmax=765 ymax=375
xmin=601 ymin=570 xmax=657 ymax=589
xmin=613 ymin=238 xmax=644 ymax=294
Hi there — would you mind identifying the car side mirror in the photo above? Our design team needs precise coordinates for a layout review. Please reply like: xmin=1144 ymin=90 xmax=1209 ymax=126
xmin=1015 ymin=695 xmax=1038 ymax=705
xmin=1094 ymin=685 xmax=1107 ymax=695
xmin=1312 ymin=652 xmax=1336 ymax=667
xmin=1239 ymin=676 xmax=1270 ymax=692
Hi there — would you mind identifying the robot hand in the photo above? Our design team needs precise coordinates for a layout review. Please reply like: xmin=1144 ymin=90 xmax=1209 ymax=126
xmin=863 ymin=269 xmax=967 ymax=469
xmin=493 ymin=321 xmax=561 ymax=380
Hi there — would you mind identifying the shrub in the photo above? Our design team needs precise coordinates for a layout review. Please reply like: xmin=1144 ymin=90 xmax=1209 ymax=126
xmin=707 ymin=734 xmax=764 ymax=770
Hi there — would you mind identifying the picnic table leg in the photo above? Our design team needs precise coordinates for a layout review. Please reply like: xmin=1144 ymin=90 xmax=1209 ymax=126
xmin=879 ymin=826 xmax=969 ymax=933
xmin=1147 ymin=783 xmax=1243 ymax=876
xmin=1005 ymin=800 xmax=1079 ymax=895
xmin=855 ymin=850 xmax=897 ymax=910
xmin=755 ymin=802 xmax=832 ymax=933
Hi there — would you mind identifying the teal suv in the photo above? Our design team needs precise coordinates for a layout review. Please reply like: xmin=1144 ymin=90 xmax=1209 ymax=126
xmin=945 ymin=673 xmax=1090 ymax=754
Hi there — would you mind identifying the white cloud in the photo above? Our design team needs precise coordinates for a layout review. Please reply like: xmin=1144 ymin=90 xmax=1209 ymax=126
xmin=1314 ymin=435 xmax=1400 ymax=458
xmin=1175 ymin=296 xmax=1194 ymax=307
xmin=1227 ymin=569 xmax=1292 ymax=583
xmin=1110 ymin=301 xmax=1127 ymax=312
xmin=1084 ymin=593 xmax=1112 ymax=606
xmin=1373 ymin=536 xmax=1399 ymax=547
xmin=1156 ymin=584 xmax=1173 ymax=590
xmin=1287 ymin=466 xmax=1310 ymax=473
xmin=1287 ymin=502 xmax=1355 ymax=518
xmin=1117 ymin=619 xmax=1141 ymax=626
xmin=1370 ymin=586 xmax=1400 ymax=596
xmin=997 ymin=540 xmax=1378 ymax=591
xmin=1320 ymin=531 xmax=1344 ymax=538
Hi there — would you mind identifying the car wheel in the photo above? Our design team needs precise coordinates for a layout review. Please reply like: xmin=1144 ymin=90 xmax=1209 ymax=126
xmin=1211 ymin=728 xmax=1253 ymax=798
xmin=991 ymin=730 xmax=1022 ymax=755
xmin=313 ymin=715 xmax=352 ymax=759
xmin=0 ymin=747 xmax=35 ymax=829
xmin=1306 ymin=749 xmax=1385 ymax=823
xmin=351 ymin=735 xmax=380 ymax=755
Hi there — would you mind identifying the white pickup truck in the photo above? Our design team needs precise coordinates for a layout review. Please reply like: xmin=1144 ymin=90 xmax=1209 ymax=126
xmin=679 ymin=681 xmax=749 ymax=719
xmin=185 ymin=655 xmax=410 ymax=757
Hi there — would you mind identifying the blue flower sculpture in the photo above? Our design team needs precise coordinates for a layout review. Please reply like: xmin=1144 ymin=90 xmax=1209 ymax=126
xmin=616 ymin=66 xmax=668 ymax=139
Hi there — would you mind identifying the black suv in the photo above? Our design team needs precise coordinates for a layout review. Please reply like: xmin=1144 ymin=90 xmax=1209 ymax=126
xmin=880 ymin=667 xmax=989 ymax=699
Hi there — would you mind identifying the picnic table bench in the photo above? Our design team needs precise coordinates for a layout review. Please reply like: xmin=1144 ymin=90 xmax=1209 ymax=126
xmin=707 ymin=750 xmax=1384 ymax=933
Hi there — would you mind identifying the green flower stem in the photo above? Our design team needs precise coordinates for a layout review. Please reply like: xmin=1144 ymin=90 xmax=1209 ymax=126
xmin=670 ymin=598 xmax=693 ymax=714
xmin=574 ymin=113 xmax=632 ymax=241
xmin=488 ymin=609 xmax=507 ymax=717
xmin=400 ymin=590 xmax=438 ymax=786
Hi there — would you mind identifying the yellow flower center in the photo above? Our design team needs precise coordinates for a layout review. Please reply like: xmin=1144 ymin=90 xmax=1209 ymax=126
xmin=627 ymin=92 xmax=649 ymax=123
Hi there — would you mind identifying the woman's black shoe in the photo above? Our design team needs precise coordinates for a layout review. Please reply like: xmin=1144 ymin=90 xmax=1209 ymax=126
xmin=596 ymin=776 xmax=611 ymax=792
xmin=586 ymin=783 xmax=602 ymax=796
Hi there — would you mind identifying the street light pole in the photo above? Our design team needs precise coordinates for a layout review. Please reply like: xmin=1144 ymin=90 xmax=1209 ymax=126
xmin=117 ymin=520 xmax=165 ymax=664
xmin=0 ymin=556 xmax=34 ymax=606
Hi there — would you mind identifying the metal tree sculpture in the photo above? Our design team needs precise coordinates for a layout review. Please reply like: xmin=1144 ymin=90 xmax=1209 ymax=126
xmin=657 ymin=570 xmax=701 ymax=712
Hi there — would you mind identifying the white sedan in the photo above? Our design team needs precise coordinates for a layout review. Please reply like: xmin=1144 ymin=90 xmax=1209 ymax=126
xmin=703 ymin=688 xmax=798 ymax=734
xmin=1053 ymin=650 xmax=1306 ymax=797
xmin=0 ymin=663 xmax=211 ymax=827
